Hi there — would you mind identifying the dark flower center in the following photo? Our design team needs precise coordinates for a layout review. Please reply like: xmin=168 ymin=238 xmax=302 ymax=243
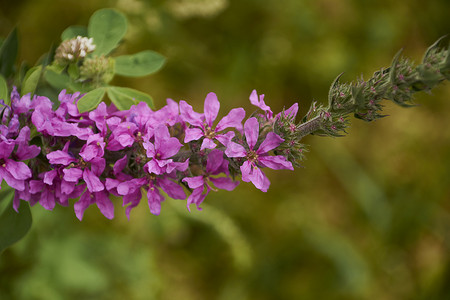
xmin=204 ymin=126 xmax=216 ymax=139
xmin=246 ymin=150 xmax=258 ymax=162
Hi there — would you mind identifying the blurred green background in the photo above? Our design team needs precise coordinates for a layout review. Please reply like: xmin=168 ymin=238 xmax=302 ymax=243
xmin=1 ymin=0 xmax=450 ymax=299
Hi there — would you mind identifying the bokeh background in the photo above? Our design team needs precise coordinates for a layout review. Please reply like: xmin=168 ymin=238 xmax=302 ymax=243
xmin=1 ymin=0 xmax=450 ymax=299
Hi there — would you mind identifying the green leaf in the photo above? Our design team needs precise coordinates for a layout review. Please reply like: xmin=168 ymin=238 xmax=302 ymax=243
xmin=114 ymin=50 xmax=166 ymax=77
xmin=77 ymin=87 xmax=106 ymax=113
xmin=88 ymin=9 xmax=127 ymax=56
xmin=21 ymin=66 xmax=43 ymax=95
xmin=0 ymin=74 xmax=8 ymax=105
xmin=67 ymin=63 xmax=80 ymax=80
xmin=0 ymin=28 xmax=18 ymax=78
xmin=327 ymin=72 xmax=344 ymax=110
xmin=44 ymin=68 xmax=72 ymax=90
xmin=61 ymin=25 xmax=88 ymax=41
xmin=0 ymin=190 xmax=32 ymax=254
xmin=107 ymin=86 xmax=153 ymax=110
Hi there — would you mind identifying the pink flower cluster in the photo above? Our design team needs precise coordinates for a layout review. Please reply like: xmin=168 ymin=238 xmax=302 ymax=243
xmin=0 ymin=88 xmax=296 ymax=220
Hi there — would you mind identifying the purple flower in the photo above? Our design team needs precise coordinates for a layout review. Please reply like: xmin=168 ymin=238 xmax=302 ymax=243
xmin=24 ymin=168 xmax=79 ymax=211
xmin=250 ymin=90 xmax=299 ymax=121
xmin=80 ymin=133 xmax=105 ymax=161
xmin=143 ymin=125 xmax=185 ymax=175
xmin=47 ymin=141 xmax=109 ymax=220
xmin=74 ymin=189 xmax=114 ymax=220
xmin=0 ymin=127 xmax=36 ymax=193
xmin=226 ymin=117 xmax=293 ymax=192
xmin=180 ymin=92 xmax=245 ymax=150
xmin=153 ymin=98 xmax=183 ymax=127
xmin=106 ymin=122 xmax=138 ymax=151
xmin=183 ymin=149 xmax=239 ymax=210
xmin=0 ymin=140 xmax=31 ymax=191
xmin=31 ymin=92 xmax=93 ymax=140
xmin=249 ymin=90 xmax=273 ymax=120
xmin=117 ymin=173 xmax=186 ymax=217
xmin=105 ymin=155 xmax=143 ymax=219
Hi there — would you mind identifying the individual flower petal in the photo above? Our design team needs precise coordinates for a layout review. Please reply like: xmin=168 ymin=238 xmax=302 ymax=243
xmin=158 ymin=177 xmax=186 ymax=199
xmin=83 ymin=169 xmax=104 ymax=192
xmin=259 ymin=155 xmax=294 ymax=170
xmin=165 ymin=159 xmax=190 ymax=173
xmin=249 ymin=90 xmax=272 ymax=117
xmin=215 ymin=108 xmax=245 ymax=132
xmin=113 ymin=155 xmax=128 ymax=175
xmin=284 ymin=103 xmax=298 ymax=119
xmin=210 ymin=177 xmax=239 ymax=191
xmin=117 ymin=178 xmax=146 ymax=195
xmin=16 ymin=143 xmax=40 ymax=161
xmin=184 ymin=127 xmax=204 ymax=143
xmin=61 ymin=180 xmax=76 ymax=195
xmin=0 ymin=167 xmax=24 ymax=190
xmin=47 ymin=151 xmax=77 ymax=165
xmin=63 ymin=168 xmax=83 ymax=182
xmin=90 ymin=157 xmax=106 ymax=176
xmin=186 ymin=186 xmax=209 ymax=211
xmin=205 ymin=149 xmax=225 ymax=174
xmin=215 ymin=131 xmax=235 ymax=147
xmin=40 ymin=188 xmax=56 ymax=210
xmin=4 ymin=159 xmax=31 ymax=180
xmin=44 ymin=170 xmax=58 ymax=185
xmin=224 ymin=141 xmax=246 ymax=158
xmin=95 ymin=190 xmax=114 ymax=219
xmin=179 ymin=100 xmax=203 ymax=127
xmin=29 ymin=180 xmax=45 ymax=194
xmin=256 ymin=132 xmax=284 ymax=154
xmin=182 ymin=176 xmax=205 ymax=189
xmin=0 ymin=141 xmax=15 ymax=159
xmin=124 ymin=189 xmax=142 ymax=219
xmin=243 ymin=117 xmax=259 ymax=149
xmin=247 ymin=165 xmax=270 ymax=192
xmin=74 ymin=190 xmax=91 ymax=220
xmin=204 ymin=92 xmax=220 ymax=127
xmin=200 ymin=138 xmax=216 ymax=150
xmin=147 ymin=186 xmax=164 ymax=215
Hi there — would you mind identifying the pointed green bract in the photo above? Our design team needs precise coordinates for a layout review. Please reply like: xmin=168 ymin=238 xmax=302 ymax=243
xmin=389 ymin=49 xmax=403 ymax=85
xmin=327 ymin=72 xmax=344 ymax=109
xmin=77 ymin=87 xmax=106 ymax=113
xmin=0 ymin=74 xmax=8 ymax=105
xmin=61 ymin=25 xmax=88 ymax=41
xmin=114 ymin=50 xmax=166 ymax=77
xmin=0 ymin=28 xmax=18 ymax=78
xmin=107 ymin=86 xmax=153 ymax=110
xmin=21 ymin=66 xmax=43 ymax=95
xmin=88 ymin=9 xmax=127 ymax=56
xmin=0 ymin=190 xmax=32 ymax=254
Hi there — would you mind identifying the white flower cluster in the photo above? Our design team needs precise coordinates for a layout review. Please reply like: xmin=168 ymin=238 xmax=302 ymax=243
xmin=55 ymin=36 xmax=96 ymax=63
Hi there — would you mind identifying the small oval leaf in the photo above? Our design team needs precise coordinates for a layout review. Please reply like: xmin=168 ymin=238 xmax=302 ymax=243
xmin=114 ymin=50 xmax=166 ymax=77
xmin=61 ymin=26 xmax=88 ymax=41
xmin=0 ymin=191 xmax=32 ymax=253
xmin=21 ymin=66 xmax=43 ymax=95
xmin=44 ymin=68 xmax=72 ymax=90
xmin=77 ymin=87 xmax=106 ymax=113
xmin=107 ymin=86 xmax=153 ymax=110
xmin=88 ymin=9 xmax=127 ymax=56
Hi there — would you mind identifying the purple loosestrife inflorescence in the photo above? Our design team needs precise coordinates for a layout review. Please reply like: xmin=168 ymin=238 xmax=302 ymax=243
xmin=1 ymin=87 xmax=299 ymax=220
